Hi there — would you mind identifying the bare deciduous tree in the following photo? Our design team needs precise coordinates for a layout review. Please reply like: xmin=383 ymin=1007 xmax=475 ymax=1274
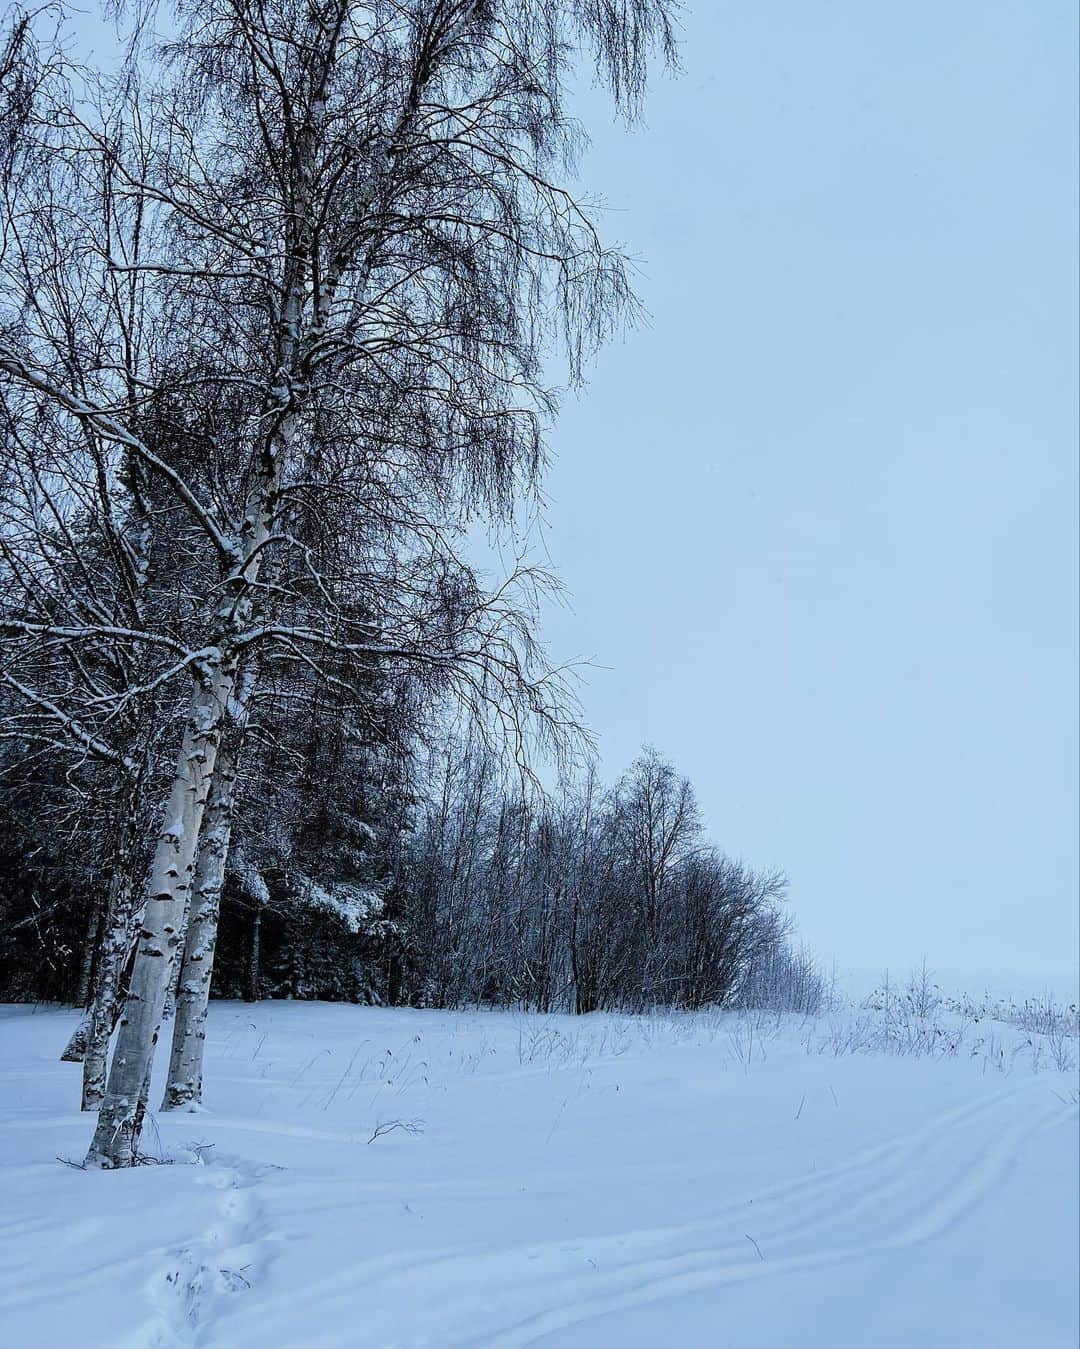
xmin=1 ymin=0 xmax=677 ymax=1165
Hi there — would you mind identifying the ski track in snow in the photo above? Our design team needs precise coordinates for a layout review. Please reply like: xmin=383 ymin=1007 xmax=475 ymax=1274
xmin=262 ymin=1087 xmax=1070 ymax=1348
xmin=479 ymin=1099 xmax=1075 ymax=1348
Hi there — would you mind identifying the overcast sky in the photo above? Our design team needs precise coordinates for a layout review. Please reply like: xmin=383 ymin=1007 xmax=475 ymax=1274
xmin=530 ymin=0 xmax=1078 ymax=985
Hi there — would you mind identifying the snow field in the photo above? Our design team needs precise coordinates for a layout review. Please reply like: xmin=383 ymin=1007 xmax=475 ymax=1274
xmin=0 ymin=1000 xmax=1076 ymax=1348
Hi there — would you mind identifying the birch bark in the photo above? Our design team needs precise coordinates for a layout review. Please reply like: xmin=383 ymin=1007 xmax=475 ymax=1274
xmin=60 ymin=899 xmax=103 ymax=1060
xmin=58 ymin=770 xmax=145 ymax=1103
xmin=161 ymin=701 xmax=247 ymax=1109
xmin=79 ymin=861 xmax=140 ymax=1109
xmin=60 ymin=1017 xmax=92 ymax=1064
xmin=84 ymin=664 xmax=233 ymax=1164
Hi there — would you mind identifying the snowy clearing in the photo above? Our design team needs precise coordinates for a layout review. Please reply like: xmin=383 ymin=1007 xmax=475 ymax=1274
xmin=1 ymin=1001 xmax=1077 ymax=1349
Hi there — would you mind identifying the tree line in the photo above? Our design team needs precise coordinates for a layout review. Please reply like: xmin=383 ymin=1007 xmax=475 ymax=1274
xmin=0 ymin=0 xmax=821 ymax=1169
xmin=0 ymin=733 xmax=828 ymax=1044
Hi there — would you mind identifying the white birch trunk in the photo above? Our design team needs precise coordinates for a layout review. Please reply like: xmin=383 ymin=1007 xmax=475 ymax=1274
xmin=161 ymin=717 xmax=244 ymax=1110
xmin=162 ymin=883 xmax=193 ymax=1024
xmin=84 ymin=667 xmax=232 ymax=1165
xmin=79 ymin=870 xmax=140 ymax=1110
xmin=73 ymin=903 xmax=101 ymax=1007
xmin=58 ymin=776 xmax=145 ymax=1104
xmin=60 ymin=1019 xmax=93 ymax=1064
xmin=60 ymin=1013 xmax=92 ymax=1063
xmin=245 ymin=905 xmax=262 ymax=1003
xmin=60 ymin=900 xmax=104 ymax=1060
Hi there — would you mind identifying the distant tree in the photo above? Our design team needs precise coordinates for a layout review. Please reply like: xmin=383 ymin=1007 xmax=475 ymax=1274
xmin=613 ymin=746 xmax=702 ymax=1001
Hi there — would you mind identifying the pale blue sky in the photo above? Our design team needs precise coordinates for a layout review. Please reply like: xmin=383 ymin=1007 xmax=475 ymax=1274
xmin=534 ymin=0 xmax=1078 ymax=982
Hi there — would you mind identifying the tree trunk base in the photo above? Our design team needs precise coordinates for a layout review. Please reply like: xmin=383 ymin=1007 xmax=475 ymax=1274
xmin=60 ymin=1017 xmax=91 ymax=1062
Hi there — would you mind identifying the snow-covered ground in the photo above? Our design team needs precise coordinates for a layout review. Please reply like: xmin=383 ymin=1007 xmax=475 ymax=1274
xmin=1 ymin=1000 xmax=1077 ymax=1348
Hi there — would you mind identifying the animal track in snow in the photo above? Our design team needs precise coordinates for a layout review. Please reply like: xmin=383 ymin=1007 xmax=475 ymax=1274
xmin=131 ymin=1154 xmax=278 ymax=1349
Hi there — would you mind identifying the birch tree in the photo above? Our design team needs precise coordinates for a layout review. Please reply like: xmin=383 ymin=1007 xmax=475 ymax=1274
xmin=161 ymin=674 xmax=250 ymax=1108
xmin=2 ymin=0 xmax=676 ymax=1165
